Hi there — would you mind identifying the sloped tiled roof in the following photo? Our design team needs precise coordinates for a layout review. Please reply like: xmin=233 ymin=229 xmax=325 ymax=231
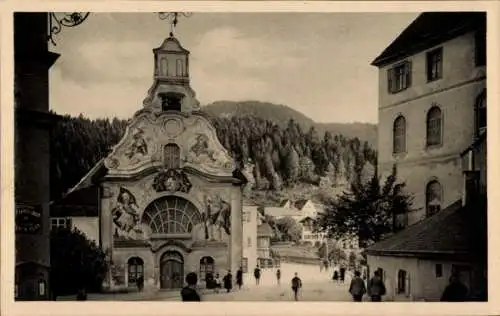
xmin=257 ymin=223 xmax=274 ymax=237
xmin=264 ymin=207 xmax=302 ymax=218
xmin=371 ymin=12 xmax=486 ymax=67
xmin=365 ymin=200 xmax=474 ymax=257
xmin=279 ymin=199 xmax=290 ymax=207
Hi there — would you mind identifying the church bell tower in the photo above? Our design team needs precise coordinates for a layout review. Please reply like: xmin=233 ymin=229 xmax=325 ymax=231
xmin=142 ymin=20 xmax=200 ymax=113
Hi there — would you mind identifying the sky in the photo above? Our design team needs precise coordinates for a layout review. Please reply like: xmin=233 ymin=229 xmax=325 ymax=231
xmin=49 ymin=12 xmax=420 ymax=124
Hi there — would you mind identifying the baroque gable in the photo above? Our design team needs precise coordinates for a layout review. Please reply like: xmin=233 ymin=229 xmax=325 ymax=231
xmin=104 ymin=110 xmax=236 ymax=178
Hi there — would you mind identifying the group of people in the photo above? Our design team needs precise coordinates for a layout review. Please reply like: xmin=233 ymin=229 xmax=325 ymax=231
xmin=347 ymin=268 xmax=469 ymax=302
xmin=181 ymin=265 xmax=305 ymax=301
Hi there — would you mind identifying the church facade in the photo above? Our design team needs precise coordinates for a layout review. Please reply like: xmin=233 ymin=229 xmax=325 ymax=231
xmin=55 ymin=33 xmax=246 ymax=290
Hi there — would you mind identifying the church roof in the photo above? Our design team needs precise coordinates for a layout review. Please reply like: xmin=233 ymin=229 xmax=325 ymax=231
xmin=371 ymin=12 xmax=485 ymax=67
xmin=364 ymin=199 xmax=481 ymax=259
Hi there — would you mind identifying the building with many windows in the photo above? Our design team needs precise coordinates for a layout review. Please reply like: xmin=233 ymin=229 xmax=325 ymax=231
xmin=376 ymin=12 xmax=486 ymax=227
xmin=365 ymin=12 xmax=487 ymax=301
xmin=241 ymin=205 xmax=258 ymax=273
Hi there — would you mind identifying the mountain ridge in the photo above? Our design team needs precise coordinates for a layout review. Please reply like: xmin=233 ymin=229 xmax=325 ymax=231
xmin=201 ymin=100 xmax=377 ymax=146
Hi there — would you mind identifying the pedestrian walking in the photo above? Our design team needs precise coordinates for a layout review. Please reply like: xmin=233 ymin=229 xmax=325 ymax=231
xmin=440 ymin=273 xmax=468 ymax=302
xmin=181 ymin=272 xmax=201 ymax=301
xmin=223 ymin=270 xmax=233 ymax=293
xmin=236 ymin=267 xmax=243 ymax=290
xmin=367 ymin=269 xmax=386 ymax=302
xmin=136 ymin=275 xmax=144 ymax=292
xmin=332 ymin=270 xmax=339 ymax=283
xmin=213 ymin=273 xmax=222 ymax=293
xmin=254 ymin=265 xmax=261 ymax=285
xmin=276 ymin=269 xmax=281 ymax=285
xmin=291 ymin=272 xmax=302 ymax=301
xmin=349 ymin=271 xmax=366 ymax=302
xmin=319 ymin=259 xmax=323 ymax=272
xmin=340 ymin=266 xmax=346 ymax=284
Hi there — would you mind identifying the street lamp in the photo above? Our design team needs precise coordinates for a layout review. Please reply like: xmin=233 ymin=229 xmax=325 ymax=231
xmin=48 ymin=12 xmax=90 ymax=46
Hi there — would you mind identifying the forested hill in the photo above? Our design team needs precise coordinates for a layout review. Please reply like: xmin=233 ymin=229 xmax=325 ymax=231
xmin=202 ymin=101 xmax=377 ymax=147
xmin=50 ymin=103 xmax=377 ymax=202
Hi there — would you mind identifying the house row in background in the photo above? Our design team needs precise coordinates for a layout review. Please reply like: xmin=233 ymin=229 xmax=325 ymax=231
xmin=365 ymin=12 xmax=487 ymax=301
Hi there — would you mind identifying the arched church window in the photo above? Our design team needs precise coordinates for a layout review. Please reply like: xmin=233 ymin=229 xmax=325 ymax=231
xmin=176 ymin=59 xmax=184 ymax=76
xmin=164 ymin=144 xmax=180 ymax=169
xmin=475 ymin=89 xmax=486 ymax=136
xmin=141 ymin=196 xmax=202 ymax=235
xmin=393 ymin=115 xmax=406 ymax=154
xmin=426 ymin=180 xmax=442 ymax=217
xmin=426 ymin=106 xmax=442 ymax=147
xmin=199 ymin=256 xmax=215 ymax=281
xmin=128 ymin=257 xmax=144 ymax=287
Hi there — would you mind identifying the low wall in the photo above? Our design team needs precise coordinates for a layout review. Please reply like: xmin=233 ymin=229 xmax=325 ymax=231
xmin=280 ymin=256 xmax=320 ymax=265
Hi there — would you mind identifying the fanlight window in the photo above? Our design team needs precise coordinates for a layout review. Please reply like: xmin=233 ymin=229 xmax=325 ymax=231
xmin=142 ymin=196 xmax=202 ymax=235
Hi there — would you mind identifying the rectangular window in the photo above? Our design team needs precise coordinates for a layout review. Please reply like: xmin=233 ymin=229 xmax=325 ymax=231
xmin=388 ymin=61 xmax=412 ymax=94
xmin=475 ymin=29 xmax=486 ymax=67
xmin=51 ymin=218 xmax=71 ymax=230
xmin=435 ymin=264 xmax=443 ymax=278
xmin=247 ymin=237 xmax=252 ymax=247
xmin=426 ymin=48 xmax=443 ymax=82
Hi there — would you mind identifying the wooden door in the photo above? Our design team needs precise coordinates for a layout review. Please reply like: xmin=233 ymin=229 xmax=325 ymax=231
xmin=160 ymin=259 xmax=184 ymax=289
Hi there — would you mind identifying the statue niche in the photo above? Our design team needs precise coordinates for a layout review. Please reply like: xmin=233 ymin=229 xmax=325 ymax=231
xmin=152 ymin=169 xmax=192 ymax=193
xmin=112 ymin=187 xmax=143 ymax=240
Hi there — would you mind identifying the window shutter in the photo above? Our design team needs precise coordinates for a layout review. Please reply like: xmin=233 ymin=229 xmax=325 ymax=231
xmin=387 ymin=68 xmax=394 ymax=93
xmin=405 ymin=61 xmax=412 ymax=87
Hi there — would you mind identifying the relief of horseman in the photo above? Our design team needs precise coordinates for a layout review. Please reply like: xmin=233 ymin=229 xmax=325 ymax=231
xmin=112 ymin=187 xmax=143 ymax=239
xmin=205 ymin=194 xmax=231 ymax=241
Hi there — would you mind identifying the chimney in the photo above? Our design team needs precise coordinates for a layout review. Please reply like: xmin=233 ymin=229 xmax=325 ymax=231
xmin=463 ymin=171 xmax=479 ymax=207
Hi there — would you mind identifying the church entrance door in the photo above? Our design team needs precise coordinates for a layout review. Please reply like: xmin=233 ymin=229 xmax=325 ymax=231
xmin=160 ymin=251 xmax=184 ymax=289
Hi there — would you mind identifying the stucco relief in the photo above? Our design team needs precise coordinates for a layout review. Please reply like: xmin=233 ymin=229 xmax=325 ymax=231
xmin=112 ymin=187 xmax=144 ymax=240
xmin=184 ymin=133 xmax=234 ymax=175
xmin=152 ymin=169 xmax=192 ymax=193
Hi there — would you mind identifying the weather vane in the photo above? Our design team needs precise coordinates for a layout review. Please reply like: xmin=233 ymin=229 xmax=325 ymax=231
xmin=158 ymin=12 xmax=193 ymax=37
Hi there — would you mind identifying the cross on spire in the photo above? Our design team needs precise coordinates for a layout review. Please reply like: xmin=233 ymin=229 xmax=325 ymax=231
xmin=158 ymin=12 xmax=193 ymax=37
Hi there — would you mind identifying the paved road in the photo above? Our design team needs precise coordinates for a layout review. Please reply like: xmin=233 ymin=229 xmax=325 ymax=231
xmin=158 ymin=263 xmax=355 ymax=302
xmin=57 ymin=263 xmax=359 ymax=302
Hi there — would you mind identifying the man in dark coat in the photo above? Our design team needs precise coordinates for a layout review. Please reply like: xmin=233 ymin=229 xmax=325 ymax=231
xmin=339 ymin=266 xmax=346 ymax=283
xmin=181 ymin=272 xmax=201 ymax=302
xmin=291 ymin=272 xmax=302 ymax=301
xmin=223 ymin=270 xmax=233 ymax=293
xmin=254 ymin=265 xmax=261 ymax=285
xmin=349 ymin=271 xmax=366 ymax=302
xmin=441 ymin=273 xmax=468 ymax=302
xmin=236 ymin=267 xmax=244 ymax=290
xmin=367 ymin=269 xmax=386 ymax=302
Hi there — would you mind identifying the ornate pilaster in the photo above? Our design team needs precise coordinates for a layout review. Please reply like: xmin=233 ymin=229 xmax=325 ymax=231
xmin=100 ymin=183 xmax=114 ymax=290
xmin=230 ymin=185 xmax=243 ymax=273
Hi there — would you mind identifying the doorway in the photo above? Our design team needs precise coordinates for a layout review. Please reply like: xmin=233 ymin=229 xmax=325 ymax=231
xmin=160 ymin=251 xmax=184 ymax=289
